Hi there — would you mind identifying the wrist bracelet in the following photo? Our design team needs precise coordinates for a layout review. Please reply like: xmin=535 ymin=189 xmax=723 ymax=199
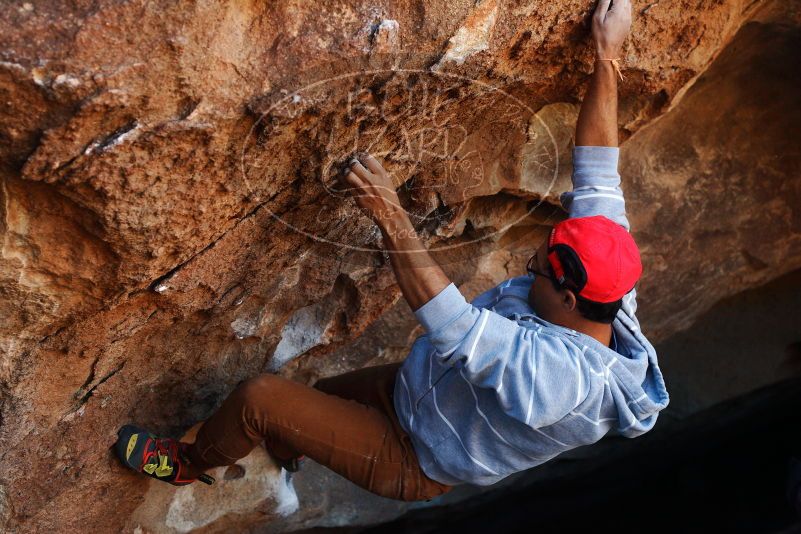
xmin=596 ymin=58 xmax=625 ymax=81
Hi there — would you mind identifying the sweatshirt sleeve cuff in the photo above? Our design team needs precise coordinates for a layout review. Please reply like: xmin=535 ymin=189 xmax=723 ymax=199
xmin=572 ymin=146 xmax=620 ymax=185
xmin=413 ymin=282 xmax=470 ymax=334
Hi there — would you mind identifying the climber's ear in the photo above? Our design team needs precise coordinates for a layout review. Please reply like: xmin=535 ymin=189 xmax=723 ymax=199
xmin=562 ymin=288 xmax=577 ymax=313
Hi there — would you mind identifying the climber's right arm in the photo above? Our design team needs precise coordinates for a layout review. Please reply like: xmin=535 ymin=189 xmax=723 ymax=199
xmin=566 ymin=0 xmax=640 ymax=318
xmin=562 ymin=0 xmax=631 ymax=232
xmin=575 ymin=0 xmax=630 ymax=148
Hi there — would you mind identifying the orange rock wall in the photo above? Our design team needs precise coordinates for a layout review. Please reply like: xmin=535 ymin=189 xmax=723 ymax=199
xmin=1 ymin=1 xmax=799 ymax=532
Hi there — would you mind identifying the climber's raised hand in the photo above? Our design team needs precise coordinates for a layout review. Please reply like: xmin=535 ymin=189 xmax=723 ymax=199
xmin=342 ymin=153 xmax=404 ymax=228
xmin=592 ymin=0 xmax=632 ymax=58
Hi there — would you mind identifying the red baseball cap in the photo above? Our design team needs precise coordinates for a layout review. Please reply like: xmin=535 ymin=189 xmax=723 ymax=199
xmin=546 ymin=215 xmax=642 ymax=303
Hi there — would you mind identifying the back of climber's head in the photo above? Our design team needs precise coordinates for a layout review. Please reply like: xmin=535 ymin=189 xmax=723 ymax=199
xmin=527 ymin=215 xmax=642 ymax=324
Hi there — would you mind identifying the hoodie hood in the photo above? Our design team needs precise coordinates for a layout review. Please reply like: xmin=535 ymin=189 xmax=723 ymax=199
xmin=506 ymin=275 xmax=670 ymax=435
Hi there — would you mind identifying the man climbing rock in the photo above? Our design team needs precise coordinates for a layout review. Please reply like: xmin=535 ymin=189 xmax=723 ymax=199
xmin=115 ymin=0 xmax=668 ymax=501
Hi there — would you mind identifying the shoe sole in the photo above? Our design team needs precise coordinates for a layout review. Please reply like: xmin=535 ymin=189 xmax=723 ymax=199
xmin=116 ymin=424 xmax=151 ymax=471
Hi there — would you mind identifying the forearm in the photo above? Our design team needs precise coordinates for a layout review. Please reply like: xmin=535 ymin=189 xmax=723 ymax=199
xmin=575 ymin=60 xmax=619 ymax=147
xmin=379 ymin=211 xmax=451 ymax=312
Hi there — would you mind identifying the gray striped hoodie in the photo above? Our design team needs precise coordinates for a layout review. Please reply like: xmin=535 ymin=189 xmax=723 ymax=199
xmin=392 ymin=146 xmax=670 ymax=486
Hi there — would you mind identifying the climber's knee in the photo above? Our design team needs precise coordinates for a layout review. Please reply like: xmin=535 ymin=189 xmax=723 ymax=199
xmin=231 ymin=373 xmax=286 ymax=411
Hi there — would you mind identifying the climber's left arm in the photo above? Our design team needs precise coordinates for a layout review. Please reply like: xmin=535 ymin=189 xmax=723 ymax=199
xmin=342 ymin=153 xmax=451 ymax=312
xmin=342 ymin=154 xmax=586 ymax=426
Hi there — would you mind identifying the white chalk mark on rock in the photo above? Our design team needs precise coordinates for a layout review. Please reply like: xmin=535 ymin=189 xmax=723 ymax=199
xmin=268 ymin=300 xmax=336 ymax=371
xmin=372 ymin=19 xmax=400 ymax=54
xmin=53 ymin=73 xmax=81 ymax=89
xmin=84 ymin=124 xmax=141 ymax=155
xmin=274 ymin=469 xmax=300 ymax=517
xmin=163 ymin=445 xmax=298 ymax=532
xmin=230 ymin=316 xmax=259 ymax=340
xmin=432 ymin=0 xmax=498 ymax=69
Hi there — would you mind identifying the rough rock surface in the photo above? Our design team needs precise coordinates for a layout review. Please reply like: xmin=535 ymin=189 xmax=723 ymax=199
xmin=0 ymin=0 xmax=799 ymax=532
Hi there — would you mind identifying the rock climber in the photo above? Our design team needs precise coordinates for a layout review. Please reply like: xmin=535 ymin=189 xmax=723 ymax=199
xmin=115 ymin=0 xmax=668 ymax=501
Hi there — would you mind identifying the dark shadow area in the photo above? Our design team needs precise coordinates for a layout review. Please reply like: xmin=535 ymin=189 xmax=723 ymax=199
xmin=659 ymin=268 xmax=801 ymax=417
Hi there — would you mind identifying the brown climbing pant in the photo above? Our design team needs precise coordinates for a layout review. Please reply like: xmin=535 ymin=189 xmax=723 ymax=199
xmin=186 ymin=361 xmax=454 ymax=502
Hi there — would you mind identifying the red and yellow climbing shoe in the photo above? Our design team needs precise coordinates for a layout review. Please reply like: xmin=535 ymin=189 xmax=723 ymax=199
xmin=115 ymin=424 xmax=215 ymax=486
